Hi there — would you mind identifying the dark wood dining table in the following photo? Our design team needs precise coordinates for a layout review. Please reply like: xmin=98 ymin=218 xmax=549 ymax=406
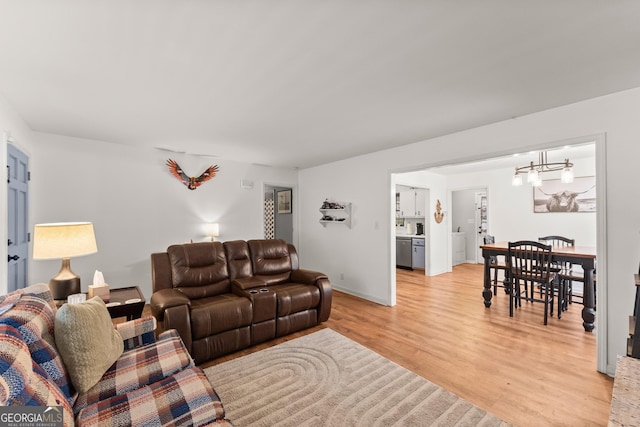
xmin=480 ymin=241 xmax=597 ymax=332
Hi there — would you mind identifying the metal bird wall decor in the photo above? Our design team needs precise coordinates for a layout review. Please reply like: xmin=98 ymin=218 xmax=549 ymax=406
xmin=166 ymin=159 xmax=220 ymax=190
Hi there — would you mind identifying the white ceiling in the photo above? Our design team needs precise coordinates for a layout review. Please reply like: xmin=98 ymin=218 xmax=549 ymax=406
xmin=0 ymin=1 xmax=639 ymax=169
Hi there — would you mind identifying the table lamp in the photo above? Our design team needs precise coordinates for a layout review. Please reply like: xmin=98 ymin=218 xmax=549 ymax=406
xmin=33 ymin=222 xmax=98 ymax=300
xmin=204 ymin=223 xmax=220 ymax=242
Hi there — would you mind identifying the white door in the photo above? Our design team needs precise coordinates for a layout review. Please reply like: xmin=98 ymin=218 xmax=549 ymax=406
xmin=7 ymin=144 xmax=29 ymax=291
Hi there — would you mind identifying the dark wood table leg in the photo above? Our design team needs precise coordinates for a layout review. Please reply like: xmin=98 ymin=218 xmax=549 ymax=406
xmin=581 ymin=259 xmax=596 ymax=332
xmin=482 ymin=253 xmax=493 ymax=308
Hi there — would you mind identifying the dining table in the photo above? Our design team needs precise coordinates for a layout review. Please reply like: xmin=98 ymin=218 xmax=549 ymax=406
xmin=480 ymin=241 xmax=597 ymax=332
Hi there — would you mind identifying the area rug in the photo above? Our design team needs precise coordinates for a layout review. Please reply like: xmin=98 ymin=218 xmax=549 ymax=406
xmin=204 ymin=329 xmax=509 ymax=426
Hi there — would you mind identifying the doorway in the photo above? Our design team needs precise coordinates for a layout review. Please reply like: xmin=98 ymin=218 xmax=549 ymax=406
xmin=7 ymin=143 xmax=29 ymax=292
xmin=393 ymin=179 xmax=430 ymax=276
xmin=264 ymin=185 xmax=293 ymax=243
xmin=389 ymin=137 xmax=606 ymax=373
xmin=451 ymin=188 xmax=487 ymax=264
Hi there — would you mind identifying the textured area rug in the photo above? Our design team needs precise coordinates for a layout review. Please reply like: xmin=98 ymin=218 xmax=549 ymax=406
xmin=204 ymin=329 xmax=509 ymax=426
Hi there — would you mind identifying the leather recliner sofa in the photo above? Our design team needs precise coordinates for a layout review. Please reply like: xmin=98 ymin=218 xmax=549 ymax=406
xmin=150 ymin=239 xmax=332 ymax=364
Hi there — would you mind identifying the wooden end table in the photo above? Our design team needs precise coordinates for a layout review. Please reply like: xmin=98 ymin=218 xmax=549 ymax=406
xmin=104 ymin=286 xmax=146 ymax=321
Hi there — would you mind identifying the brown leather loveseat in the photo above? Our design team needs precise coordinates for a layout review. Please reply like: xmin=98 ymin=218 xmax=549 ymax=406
xmin=150 ymin=239 xmax=332 ymax=364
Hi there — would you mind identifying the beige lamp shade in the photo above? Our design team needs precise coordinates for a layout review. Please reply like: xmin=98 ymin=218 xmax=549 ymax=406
xmin=204 ymin=223 xmax=220 ymax=238
xmin=203 ymin=223 xmax=220 ymax=242
xmin=33 ymin=222 xmax=98 ymax=259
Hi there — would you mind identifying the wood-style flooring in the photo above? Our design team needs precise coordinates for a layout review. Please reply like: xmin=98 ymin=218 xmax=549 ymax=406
xmin=189 ymin=263 xmax=613 ymax=426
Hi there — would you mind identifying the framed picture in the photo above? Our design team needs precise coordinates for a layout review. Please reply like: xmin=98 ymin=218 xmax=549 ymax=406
xmin=533 ymin=176 xmax=596 ymax=213
xmin=277 ymin=189 xmax=292 ymax=214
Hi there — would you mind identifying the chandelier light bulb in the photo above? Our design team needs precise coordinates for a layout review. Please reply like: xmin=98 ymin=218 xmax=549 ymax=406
xmin=510 ymin=151 xmax=574 ymax=188
xmin=512 ymin=172 xmax=523 ymax=186
xmin=561 ymin=161 xmax=574 ymax=184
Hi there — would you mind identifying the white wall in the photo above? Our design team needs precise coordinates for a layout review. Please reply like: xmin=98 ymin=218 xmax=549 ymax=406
xmin=299 ymin=87 xmax=640 ymax=375
xmin=28 ymin=132 xmax=298 ymax=299
xmin=446 ymin=154 xmax=597 ymax=247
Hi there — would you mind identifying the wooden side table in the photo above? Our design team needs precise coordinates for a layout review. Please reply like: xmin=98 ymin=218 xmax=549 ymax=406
xmin=105 ymin=286 xmax=146 ymax=321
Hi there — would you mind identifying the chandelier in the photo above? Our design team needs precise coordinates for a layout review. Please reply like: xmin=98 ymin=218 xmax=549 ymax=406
xmin=511 ymin=151 xmax=573 ymax=187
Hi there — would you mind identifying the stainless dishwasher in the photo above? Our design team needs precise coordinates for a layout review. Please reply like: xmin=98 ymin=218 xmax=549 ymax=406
xmin=396 ymin=237 xmax=413 ymax=270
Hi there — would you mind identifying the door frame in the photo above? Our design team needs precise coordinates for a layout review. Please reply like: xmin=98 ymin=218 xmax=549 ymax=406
xmin=262 ymin=181 xmax=298 ymax=247
xmin=7 ymin=142 xmax=29 ymax=291
xmin=1 ymin=131 xmax=31 ymax=295
xmin=0 ymin=132 xmax=8 ymax=295
xmin=388 ymin=133 xmax=607 ymax=374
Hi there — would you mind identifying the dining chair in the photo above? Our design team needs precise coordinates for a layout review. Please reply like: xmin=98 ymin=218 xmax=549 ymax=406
xmin=484 ymin=235 xmax=508 ymax=295
xmin=506 ymin=240 xmax=557 ymax=325
xmin=538 ymin=236 xmax=584 ymax=310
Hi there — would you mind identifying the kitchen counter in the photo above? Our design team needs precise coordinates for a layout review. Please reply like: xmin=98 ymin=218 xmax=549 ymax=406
xmin=396 ymin=235 xmax=425 ymax=239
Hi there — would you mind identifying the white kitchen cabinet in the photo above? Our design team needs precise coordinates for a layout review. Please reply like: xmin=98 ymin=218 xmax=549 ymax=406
xmin=414 ymin=190 xmax=426 ymax=216
xmin=398 ymin=190 xmax=414 ymax=217
xmin=452 ymin=232 xmax=466 ymax=265
xmin=398 ymin=189 xmax=425 ymax=217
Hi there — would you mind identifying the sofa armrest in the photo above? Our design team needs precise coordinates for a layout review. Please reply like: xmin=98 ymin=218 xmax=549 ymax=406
xmin=150 ymin=288 xmax=191 ymax=321
xmin=290 ymin=269 xmax=328 ymax=285
xmin=150 ymin=290 xmax=193 ymax=354
xmin=290 ymin=269 xmax=332 ymax=322
xmin=231 ymin=277 xmax=267 ymax=290
xmin=115 ymin=316 xmax=157 ymax=350
xmin=316 ymin=277 xmax=332 ymax=323
xmin=164 ymin=305 xmax=193 ymax=355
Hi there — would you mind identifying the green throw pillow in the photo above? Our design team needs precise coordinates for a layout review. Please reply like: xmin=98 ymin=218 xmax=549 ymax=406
xmin=54 ymin=296 xmax=124 ymax=393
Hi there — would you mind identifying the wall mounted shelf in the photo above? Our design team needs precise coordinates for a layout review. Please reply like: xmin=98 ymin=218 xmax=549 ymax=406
xmin=319 ymin=200 xmax=352 ymax=228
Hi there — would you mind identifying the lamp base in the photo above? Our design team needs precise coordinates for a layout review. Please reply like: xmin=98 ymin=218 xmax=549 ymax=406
xmin=48 ymin=258 xmax=81 ymax=300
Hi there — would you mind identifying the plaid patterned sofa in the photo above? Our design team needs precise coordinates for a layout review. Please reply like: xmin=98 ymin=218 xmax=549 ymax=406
xmin=0 ymin=283 xmax=233 ymax=426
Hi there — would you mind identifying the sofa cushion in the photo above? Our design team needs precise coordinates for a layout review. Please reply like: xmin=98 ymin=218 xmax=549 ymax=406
xmin=73 ymin=332 xmax=194 ymax=415
xmin=55 ymin=297 xmax=124 ymax=393
xmin=248 ymin=239 xmax=292 ymax=284
xmin=76 ymin=367 xmax=229 ymax=426
xmin=0 ymin=324 xmax=32 ymax=403
xmin=0 ymin=283 xmax=57 ymax=312
xmin=270 ymin=283 xmax=321 ymax=317
xmin=168 ymin=242 xmax=232 ymax=298
xmin=0 ymin=293 xmax=75 ymax=425
xmin=0 ymin=293 xmax=73 ymax=400
xmin=223 ymin=240 xmax=253 ymax=279
xmin=190 ymin=294 xmax=252 ymax=339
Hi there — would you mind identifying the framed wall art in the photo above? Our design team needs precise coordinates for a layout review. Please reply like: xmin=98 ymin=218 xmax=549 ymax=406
xmin=533 ymin=176 xmax=596 ymax=213
xmin=277 ymin=189 xmax=292 ymax=214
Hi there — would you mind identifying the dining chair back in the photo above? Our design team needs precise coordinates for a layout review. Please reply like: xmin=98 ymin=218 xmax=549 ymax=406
xmin=484 ymin=235 xmax=508 ymax=295
xmin=507 ymin=240 xmax=557 ymax=325
xmin=538 ymin=235 xmax=575 ymax=248
xmin=539 ymin=235 xmax=584 ymax=307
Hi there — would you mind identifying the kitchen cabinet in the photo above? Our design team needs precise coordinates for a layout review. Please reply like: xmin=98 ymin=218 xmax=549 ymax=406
xmin=452 ymin=232 xmax=466 ymax=265
xmin=397 ymin=189 xmax=426 ymax=217
xmin=319 ymin=200 xmax=351 ymax=228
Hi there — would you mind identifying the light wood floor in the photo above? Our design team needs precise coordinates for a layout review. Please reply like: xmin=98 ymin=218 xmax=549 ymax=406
xmin=196 ymin=263 xmax=613 ymax=426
